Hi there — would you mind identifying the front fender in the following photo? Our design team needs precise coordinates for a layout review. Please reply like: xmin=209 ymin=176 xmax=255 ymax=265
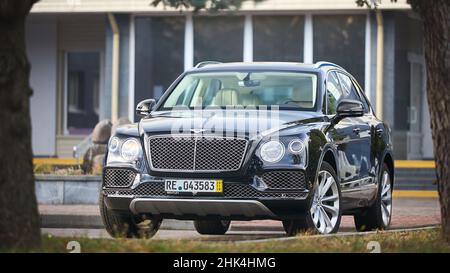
xmin=306 ymin=128 xmax=335 ymax=186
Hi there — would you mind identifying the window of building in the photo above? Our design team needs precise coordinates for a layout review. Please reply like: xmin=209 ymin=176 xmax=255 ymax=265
xmin=134 ymin=16 xmax=185 ymax=117
xmin=313 ymin=15 xmax=366 ymax=86
xmin=66 ymin=52 xmax=100 ymax=135
xmin=194 ymin=16 xmax=244 ymax=64
xmin=253 ymin=15 xmax=304 ymax=62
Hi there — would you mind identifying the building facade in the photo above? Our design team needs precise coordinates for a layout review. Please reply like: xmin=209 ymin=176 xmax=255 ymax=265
xmin=27 ymin=0 xmax=431 ymax=159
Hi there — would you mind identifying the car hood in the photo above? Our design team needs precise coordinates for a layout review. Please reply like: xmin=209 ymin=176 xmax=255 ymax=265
xmin=139 ymin=110 xmax=324 ymax=138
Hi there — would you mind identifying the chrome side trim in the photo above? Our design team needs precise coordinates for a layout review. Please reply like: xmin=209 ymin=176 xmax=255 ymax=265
xmin=341 ymin=177 xmax=376 ymax=192
xmin=129 ymin=198 xmax=276 ymax=218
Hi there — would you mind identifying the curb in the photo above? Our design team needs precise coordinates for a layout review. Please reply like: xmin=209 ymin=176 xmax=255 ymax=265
xmin=236 ymin=225 xmax=441 ymax=244
xmin=39 ymin=214 xmax=284 ymax=231
xmin=41 ymin=214 xmax=103 ymax=229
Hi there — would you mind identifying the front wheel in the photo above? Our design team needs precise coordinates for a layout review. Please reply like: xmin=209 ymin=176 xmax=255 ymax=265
xmin=354 ymin=163 xmax=392 ymax=231
xmin=283 ymin=161 xmax=342 ymax=236
xmin=99 ymin=194 xmax=161 ymax=238
xmin=194 ymin=220 xmax=231 ymax=235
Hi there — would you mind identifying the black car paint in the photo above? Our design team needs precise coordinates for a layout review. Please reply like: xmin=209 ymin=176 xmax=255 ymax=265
xmin=106 ymin=63 xmax=394 ymax=218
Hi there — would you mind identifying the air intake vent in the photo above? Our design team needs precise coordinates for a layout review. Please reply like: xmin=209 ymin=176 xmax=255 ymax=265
xmin=103 ymin=168 xmax=136 ymax=188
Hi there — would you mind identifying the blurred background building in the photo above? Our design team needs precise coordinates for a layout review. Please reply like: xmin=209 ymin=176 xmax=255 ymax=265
xmin=26 ymin=0 xmax=430 ymax=160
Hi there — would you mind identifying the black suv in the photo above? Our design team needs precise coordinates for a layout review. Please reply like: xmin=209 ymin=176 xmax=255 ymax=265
xmin=100 ymin=62 xmax=394 ymax=237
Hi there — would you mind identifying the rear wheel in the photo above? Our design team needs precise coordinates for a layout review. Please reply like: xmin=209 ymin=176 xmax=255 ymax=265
xmin=194 ymin=220 xmax=231 ymax=235
xmin=283 ymin=161 xmax=342 ymax=236
xmin=354 ymin=163 xmax=392 ymax=231
xmin=99 ymin=193 xmax=161 ymax=238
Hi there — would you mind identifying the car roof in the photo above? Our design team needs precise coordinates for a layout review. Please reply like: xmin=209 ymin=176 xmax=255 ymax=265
xmin=188 ymin=61 xmax=345 ymax=73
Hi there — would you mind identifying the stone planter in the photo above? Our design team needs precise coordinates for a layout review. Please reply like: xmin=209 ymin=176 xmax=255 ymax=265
xmin=35 ymin=175 xmax=101 ymax=204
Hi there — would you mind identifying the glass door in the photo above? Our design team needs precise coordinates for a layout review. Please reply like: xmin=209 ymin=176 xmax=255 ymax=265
xmin=407 ymin=53 xmax=432 ymax=159
xmin=64 ymin=51 xmax=100 ymax=135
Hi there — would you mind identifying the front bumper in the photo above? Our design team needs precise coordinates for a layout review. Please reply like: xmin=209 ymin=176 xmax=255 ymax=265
xmin=103 ymin=186 xmax=310 ymax=220
xmin=130 ymin=198 xmax=276 ymax=218
xmin=102 ymin=167 xmax=311 ymax=220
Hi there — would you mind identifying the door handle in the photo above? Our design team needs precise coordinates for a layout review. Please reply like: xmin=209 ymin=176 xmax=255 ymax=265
xmin=353 ymin=127 xmax=361 ymax=134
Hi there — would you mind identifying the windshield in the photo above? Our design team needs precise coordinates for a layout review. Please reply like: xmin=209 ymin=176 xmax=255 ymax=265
xmin=158 ymin=71 xmax=318 ymax=111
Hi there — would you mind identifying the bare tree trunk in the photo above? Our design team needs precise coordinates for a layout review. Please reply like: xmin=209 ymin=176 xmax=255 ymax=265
xmin=409 ymin=0 xmax=450 ymax=241
xmin=0 ymin=0 xmax=40 ymax=249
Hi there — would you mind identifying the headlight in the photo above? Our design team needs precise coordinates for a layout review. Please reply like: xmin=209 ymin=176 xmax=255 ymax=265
xmin=288 ymin=139 xmax=305 ymax=154
xmin=109 ymin=137 xmax=120 ymax=153
xmin=260 ymin=140 xmax=285 ymax=163
xmin=120 ymin=138 xmax=142 ymax=162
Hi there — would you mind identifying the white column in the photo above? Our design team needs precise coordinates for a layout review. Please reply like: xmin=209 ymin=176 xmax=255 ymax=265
xmin=303 ymin=14 xmax=313 ymax=64
xmin=184 ymin=13 xmax=194 ymax=70
xmin=364 ymin=12 xmax=372 ymax=100
xmin=128 ymin=15 xmax=136 ymax=122
xmin=243 ymin=14 xmax=253 ymax=62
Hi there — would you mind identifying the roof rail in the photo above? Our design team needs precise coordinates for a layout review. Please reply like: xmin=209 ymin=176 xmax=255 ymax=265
xmin=194 ymin=61 xmax=222 ymax=68
xmin=314 ymin=61 xmax=345 ymax=70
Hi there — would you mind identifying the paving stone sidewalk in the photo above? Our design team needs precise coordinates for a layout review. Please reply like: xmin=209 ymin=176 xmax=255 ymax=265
xmin=39 ymin=196 xmax=440 ymax=232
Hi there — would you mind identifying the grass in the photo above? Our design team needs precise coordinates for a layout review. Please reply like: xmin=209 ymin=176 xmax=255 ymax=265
xmin=8 ymin=227 xmax=449 ymax=253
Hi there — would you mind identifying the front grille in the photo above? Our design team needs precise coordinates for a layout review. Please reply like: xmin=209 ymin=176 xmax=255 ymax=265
xmin=148 ymin=136 xmax=248 ymax=172
xmin=103 ymin=168 xmax=136 ymax=188
xmin=223 ymin=184 xmax=306 ymax=199
xmin=261 ymin=171 xmax=307 ymax=190
xmin=105 ymin=182 xmax=306 ymax=199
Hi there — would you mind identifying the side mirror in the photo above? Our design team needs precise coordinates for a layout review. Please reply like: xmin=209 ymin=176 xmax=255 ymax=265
xmin=136 ymin=99 xmax=156 ymax=117
xmin=332 ymin=99 xmax=364 ymax=124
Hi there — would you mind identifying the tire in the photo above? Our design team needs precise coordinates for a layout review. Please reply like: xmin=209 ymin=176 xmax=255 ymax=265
xmin=194 ymin=220 xmax=231 ymax=235
xmin=354 ymin=163 xmax=392 ymax=231
xmin=282 ymin=218 xmax=310 ymax=236
xmin=283 ymin=161 xmax=342 ymax=236
xmin=99 ymin=193 xmax=161 ymax=238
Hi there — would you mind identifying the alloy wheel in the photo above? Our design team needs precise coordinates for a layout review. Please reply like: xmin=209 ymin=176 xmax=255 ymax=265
xmin=380 ymin=171 xmax=392 ymax=227
xmin=311 ymin=170 xmax=340 ymax=234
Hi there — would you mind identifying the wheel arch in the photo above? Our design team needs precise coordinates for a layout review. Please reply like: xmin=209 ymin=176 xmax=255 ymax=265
xmin=316 ymin=145 xmax=340 ymax=183
xmin=322 ymin=149 xmax=337 ymax=173
xmin=382 ymin=152 xmax=395 ymax=187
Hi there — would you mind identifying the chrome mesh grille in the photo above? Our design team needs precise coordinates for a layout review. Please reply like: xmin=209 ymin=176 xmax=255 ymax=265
xmin=103 ymin=168 xmax=136 ymax=188
xmin=148 ymin=136 xmax=247 ymax=172
xmin=261 ymin=171 xmax=307 ymax=190
xmin=149 ymin=136 xmax=195 ymax=170
xmin=105 ymin=182 xmax=306 ymax=199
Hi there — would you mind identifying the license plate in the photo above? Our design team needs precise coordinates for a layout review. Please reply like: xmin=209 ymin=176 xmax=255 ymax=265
xmin=165 ymin=179 xmax=223 ymax=194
